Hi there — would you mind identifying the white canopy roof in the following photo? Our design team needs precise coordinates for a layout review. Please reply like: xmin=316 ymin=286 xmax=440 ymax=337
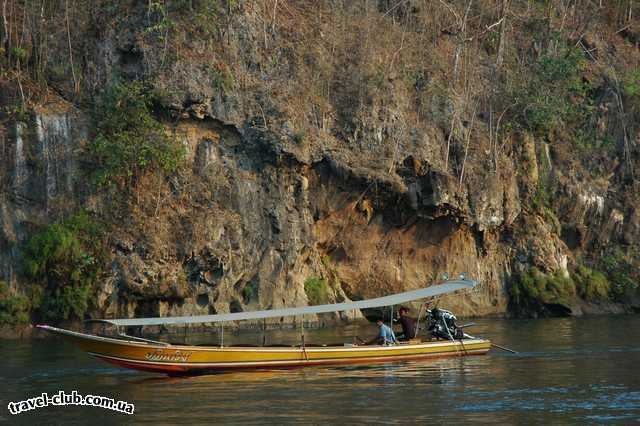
xmin=92 ymin=279 xmax=477 ymax=327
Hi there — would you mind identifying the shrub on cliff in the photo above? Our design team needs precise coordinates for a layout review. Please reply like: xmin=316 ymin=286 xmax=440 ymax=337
xmin=572 ymin=265 xmax=611 ymax=301
xmin=509 ymin=267 xmax=576 ymax=308
xmin=22 ymin=213 xmax=105 ymax=322
xmin=0 ymin=281 xmax=30 ymax=326
xmin=505 ymin=43 xmax=590 ymax=136
xmin=600 ymin=248 xmax=639 ymax=301
xmin=88 ymin=81 xmax=185 ymax=189
xmin=623 ymin=69 xmax=640 ymax=98
xmin=304 ymin=277 xmax=329 ymax=306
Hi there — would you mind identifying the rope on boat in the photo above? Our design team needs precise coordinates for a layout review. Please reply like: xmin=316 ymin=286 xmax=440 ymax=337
xmin=457 ymin=337 xmax=468 ymax=356
xmin=441 ymin=317 xmax=468 ymax=356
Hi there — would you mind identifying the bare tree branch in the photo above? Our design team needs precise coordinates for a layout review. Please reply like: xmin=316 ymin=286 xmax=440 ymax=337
xmin=65 ymin=0 xmax=79 ymax=93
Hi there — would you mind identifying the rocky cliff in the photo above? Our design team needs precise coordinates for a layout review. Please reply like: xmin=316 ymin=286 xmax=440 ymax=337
xmin=1 ymin=1 xmax=639 ymax=333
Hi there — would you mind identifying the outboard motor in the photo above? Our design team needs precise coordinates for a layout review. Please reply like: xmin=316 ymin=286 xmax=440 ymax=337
xmin=426 ymin=308 xmax=465 ymax=340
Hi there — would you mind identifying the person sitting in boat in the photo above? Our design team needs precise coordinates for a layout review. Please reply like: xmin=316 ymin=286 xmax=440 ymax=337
xmin=396 ymin=307 xmax=417 ymax=341
xmin=366 ymin=319 xmax=397 ymax=345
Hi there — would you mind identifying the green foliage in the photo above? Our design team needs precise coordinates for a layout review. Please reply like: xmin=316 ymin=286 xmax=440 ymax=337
xmin=368 ymin=67 xmax=387 ymax=90
xmin=98 ymin=2 xmax=120 ymax=16
xmin=600 ymin=248 xmax=639 ymax=301
xmin=211 ymin=63 xmax=234 ymax=91
xmin=531 ymin=180 xmax=552 ymax=211
xmin=572 ymin=128 xmax=617 ymax=158
xmin=304 ymin=277 xmax=329 ymax=306
xmin=0 ymin=282 xmax=30 ymax=326
xmin=622 ymin=69 xmax=640 ymax=128
xmin=507 ymin=45 xmax=590 ymax=136
xmin=242 ymin=285 xmax=253 ymax=303
xmin=483 ymin=31 xmax=500 ymax=55
xmin=509 ymin=267 xmax=576 ymax=307
xmin=11 ymin=47 xmax=28 ymax=62
xmin=47 ymin=63 xmax=68 ymax=82
xmin=22 ymin=213 xmax=105 ymax=322
xmin=145 ymin=1 xmax=176 ymax=36
xmin=572 ymin=265 xmax=611 ymax=301
xmin=512 ymin=260 xmax=634 ymax=308
xmin=242 ymin=280 xmax=258 ymax=304
xmin=88 ymin=82 xmax=185 ymax=189
xmin=292 ymin=131 xmax=306 ymax=145
xmin=623 ymin=69 xmax=640 ymax=98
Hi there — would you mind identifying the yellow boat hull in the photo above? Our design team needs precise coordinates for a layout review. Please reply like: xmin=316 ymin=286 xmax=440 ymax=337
xmin=37 ymin=325 xmax=491 ymax=375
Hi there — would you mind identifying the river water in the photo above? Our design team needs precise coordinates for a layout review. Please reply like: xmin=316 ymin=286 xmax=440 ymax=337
xmin=1 ymin=315 xmax=639 ymax=425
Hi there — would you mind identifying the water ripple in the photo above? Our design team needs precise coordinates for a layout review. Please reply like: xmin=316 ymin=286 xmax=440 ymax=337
xmin=3 ymin=315 xmax=640 ymax=424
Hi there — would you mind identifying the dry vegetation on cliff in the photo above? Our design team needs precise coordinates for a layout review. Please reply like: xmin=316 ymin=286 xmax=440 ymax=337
xmin=1 ymin=0 xmax=640 ymax=328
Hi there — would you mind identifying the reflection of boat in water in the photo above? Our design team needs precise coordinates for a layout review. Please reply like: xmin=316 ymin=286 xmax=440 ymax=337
xmin=37 ymin=280 xmax=491 ymax=375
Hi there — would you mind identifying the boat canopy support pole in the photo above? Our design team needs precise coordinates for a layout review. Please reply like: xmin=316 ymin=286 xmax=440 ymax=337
xmin=300 ymin=316 xmax=308 ymax=361
xmin=220 ymin=323 xmax=224 ymax=348
xmin=415 ymin=303 xmax=426 ymax=337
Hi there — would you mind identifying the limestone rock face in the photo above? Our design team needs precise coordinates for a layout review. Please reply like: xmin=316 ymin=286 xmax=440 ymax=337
xmin=1 ymin=105 xmax=88 ymax=292
xmin=0 ymin=108 xmax=548 ymax=321
xmin=1 ymin=2 xmax=639 ymax=325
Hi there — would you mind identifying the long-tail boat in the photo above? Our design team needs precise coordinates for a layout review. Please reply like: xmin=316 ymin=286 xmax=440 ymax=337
xmin=37 ymin=279 xmax=491 ymax=375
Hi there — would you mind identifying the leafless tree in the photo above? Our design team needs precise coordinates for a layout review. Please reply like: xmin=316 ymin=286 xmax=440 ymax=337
xmin=1 ymin=0 xmax=8 ymax=54
xmin=65 ymin=0 xmax=78 ymax=93
xmin=458 ymin=99 xmax=479 ymax=189
xmin=496 ymin=0 xmax=509 ymax=68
